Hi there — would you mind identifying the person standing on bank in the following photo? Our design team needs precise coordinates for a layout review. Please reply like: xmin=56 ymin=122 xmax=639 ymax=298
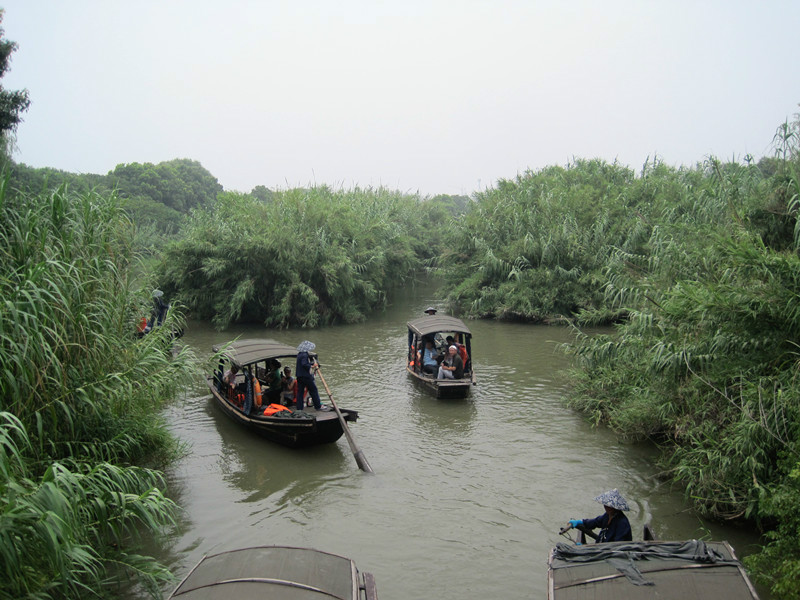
xmin=295 ymin=341 xmax=329 ymax=411
xmin=567 ymin=489 xmax=632 ymax=543
xmin=438 ymin=345 xmax=464 ymax=379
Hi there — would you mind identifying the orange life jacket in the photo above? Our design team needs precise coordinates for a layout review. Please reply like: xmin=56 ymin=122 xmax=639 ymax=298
xmin=263 ymin=403 xmax=292 ymax=416
xmin=137 ymin=316 xmax=148 ymax=333
xmin=254 ymin=379 xmax=263 ymax=408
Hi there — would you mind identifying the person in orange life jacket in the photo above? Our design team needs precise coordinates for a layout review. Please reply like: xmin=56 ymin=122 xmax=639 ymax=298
xmin=295 ymin=341 xmax=330 ymax=411
xmin=280 ymin=366 xmax=296 ymax=406
xmin=567 ymin=489 xmax=632 ymax=543
xmin=438 ymin=345 xmax=464 ymax=379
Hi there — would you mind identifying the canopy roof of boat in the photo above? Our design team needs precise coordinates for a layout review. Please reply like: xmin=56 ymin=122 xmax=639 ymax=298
xmin=407 ymin=315 xmax=471 ymax=337
xmin=169 ymin=546 xmax=361 ymax=600
xmin=212 ymin=339 xmax=314 ymax=368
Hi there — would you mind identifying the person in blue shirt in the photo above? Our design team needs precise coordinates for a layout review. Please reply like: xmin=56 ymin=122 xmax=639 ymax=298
xmin=418 ymin=339 xmax=440 ymax=375
xmin=567 ymin=488 xmax=632 ymax=543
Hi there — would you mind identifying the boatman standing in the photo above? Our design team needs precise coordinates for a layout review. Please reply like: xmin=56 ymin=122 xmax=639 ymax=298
xmin=295 ymin=341 xmax=329 ymax=412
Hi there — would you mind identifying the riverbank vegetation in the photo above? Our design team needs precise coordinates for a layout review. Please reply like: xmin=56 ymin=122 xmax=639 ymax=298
xmin=434 ymin=114 xmax=800 ymax=597
xmin=0 ymin=180 xmax=197 ymax=598
xmin=559 ymin=121 xmax=800 ymax=598
xmin=156 ymin=186 xmax=452 ymax=328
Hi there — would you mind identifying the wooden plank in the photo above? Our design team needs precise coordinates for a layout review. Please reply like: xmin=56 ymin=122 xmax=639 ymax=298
xmin=362 ymin=572 xmax=378 ymax=600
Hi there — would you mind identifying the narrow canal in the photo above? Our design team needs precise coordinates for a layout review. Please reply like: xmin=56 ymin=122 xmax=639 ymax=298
xmin=158 ymin=284 xmax=765 ymax=599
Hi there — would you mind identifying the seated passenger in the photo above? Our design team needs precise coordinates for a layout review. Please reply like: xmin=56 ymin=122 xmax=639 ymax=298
xmin=223 ymin=364 xmax=240 ymax=390
xmin=446 ymin=335 xmax=468 ymax=367
xmin=418 ymin=339 xmax=440 ymax=375
xmin=280 ymin=366 xmax=297 ymax=406
xmin=437 ymin=345 xmax=464 ymax=380
xmin=265 ymin=359 xmax=282 ymax=403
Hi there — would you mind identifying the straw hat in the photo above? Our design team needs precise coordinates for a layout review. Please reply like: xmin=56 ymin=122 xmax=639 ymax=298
xmin=593 ymin=489 xmax=630 ymax=511
xmin=296 ymin=340 xmax=316 ymax=353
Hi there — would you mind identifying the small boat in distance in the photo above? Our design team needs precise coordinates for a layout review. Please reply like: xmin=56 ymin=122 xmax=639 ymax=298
xmin=406 ymin=314 xmax=475 ymax=399
xmin=168 ymin=545 xmax=377 ymax=600
xmin=549 ymin=524 xmax=760 ymax=600
xmin=207 ymin=339 xmax=358 ymax=448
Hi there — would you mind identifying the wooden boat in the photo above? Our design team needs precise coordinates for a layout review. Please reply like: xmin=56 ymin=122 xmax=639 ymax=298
xmin=169 ymin=545 xmax=377 ymax=599
xmin=548 ymin=525 xmax=760 ymax=600
xmin=207 ymin=339 xmax=358 ymax=448
xmin=406 ymin=315 xmax=476 ymax=398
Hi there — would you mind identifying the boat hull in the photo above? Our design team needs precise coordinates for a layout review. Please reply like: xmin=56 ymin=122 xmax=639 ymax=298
xmin=206 ymin=378 xmax=357 ymax=448
xmin=406 ymin=367 xmax=472 ymax=399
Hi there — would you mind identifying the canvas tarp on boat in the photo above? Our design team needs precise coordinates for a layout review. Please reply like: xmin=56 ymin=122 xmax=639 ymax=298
xmin=548 ymin=540 xmax=759 ymax=600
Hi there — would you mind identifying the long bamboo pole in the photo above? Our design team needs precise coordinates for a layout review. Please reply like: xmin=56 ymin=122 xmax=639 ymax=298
xmin=314 ymin=361 xmax=374 ymax=474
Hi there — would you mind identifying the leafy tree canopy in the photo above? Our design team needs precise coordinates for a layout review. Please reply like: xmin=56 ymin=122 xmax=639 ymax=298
xmin=108 ymin=158 xmax=222 ymax=213
xmin=0 ymin=9 xmax=30 ymax=141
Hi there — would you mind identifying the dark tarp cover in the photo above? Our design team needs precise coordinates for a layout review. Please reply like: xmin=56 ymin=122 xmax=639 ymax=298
xmin=549 ymin=540 xmax=759 ymax=599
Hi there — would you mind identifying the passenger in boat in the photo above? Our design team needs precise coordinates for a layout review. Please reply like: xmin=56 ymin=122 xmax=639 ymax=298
xmin=567 ymin=488 xmax=632 ymax=543
xmin=437 ymin=345 xmax=464 ymax=379
xmin=265 ymin=359 xmax=283 ymax=403
xmin=281 ymin=366 xmax=296 ymax=405
xmin=446 ymin=335 xmax=468 ymax=367
xmin=295 ymin=340 xmax=329 ymax=411
xmin=223 ymin=364 xmax=240 ymax=394
xmin=418 ymin=339 xmax=440 ymax=375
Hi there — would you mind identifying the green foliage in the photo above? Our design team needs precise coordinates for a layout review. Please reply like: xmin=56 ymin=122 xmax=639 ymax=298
xmin=441 ymin=158 xmax=660 ymax=320
xmin=0 ymin=179 xmax=198 ymax=598
xmin=159 ymin=186 xmax=436 ymax=328
xmin=108 ymin=158 xmax=223 ymax=224
xmin=563 ymin=112 xmax=800 ymax=597
xmin=0 ymin=10 xmax=30 ymax=138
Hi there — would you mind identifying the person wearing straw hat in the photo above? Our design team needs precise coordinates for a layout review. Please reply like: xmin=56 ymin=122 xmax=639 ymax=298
xmin=295 ymin=341 xmax=330 ymax=411
xmin=566 ymin=489 xmax=632 ymax=543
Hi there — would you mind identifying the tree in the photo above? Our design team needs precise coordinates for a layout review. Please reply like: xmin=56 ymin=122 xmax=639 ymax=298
xmin=108 ymin=158 xmax=223 ymax=214
xmin=0 ymin=9 xmax=30 ymax=139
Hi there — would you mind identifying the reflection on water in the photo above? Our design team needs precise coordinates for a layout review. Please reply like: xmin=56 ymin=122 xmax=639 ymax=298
xmin=157 ymin=283 xmax=768 ymax=600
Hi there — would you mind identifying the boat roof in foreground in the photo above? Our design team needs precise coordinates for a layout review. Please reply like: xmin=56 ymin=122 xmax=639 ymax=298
xmin=549 ymin=540 xmax=759 ymax=600
xmin=212 ymin=339 xmax=313 ymax=367
xmin=407 ymin=315 xmax=471 ymax=336
xmin=170 ymin=546 xmax=359 ymax=600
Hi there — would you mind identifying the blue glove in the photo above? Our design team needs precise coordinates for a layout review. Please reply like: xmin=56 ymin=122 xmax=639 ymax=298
xmin=568 ymin=519 xmax=582 ymax=528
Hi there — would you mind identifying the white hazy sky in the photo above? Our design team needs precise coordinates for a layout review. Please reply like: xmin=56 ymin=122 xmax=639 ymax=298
xmin=2 ymin=1 xmax=799 ymax=197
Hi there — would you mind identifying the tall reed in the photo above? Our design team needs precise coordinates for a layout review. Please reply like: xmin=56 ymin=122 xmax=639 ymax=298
xmin=158 ymin=185 xmax=436 ymax=328
xmin=0 ymin=179 xmax=197 ymax=598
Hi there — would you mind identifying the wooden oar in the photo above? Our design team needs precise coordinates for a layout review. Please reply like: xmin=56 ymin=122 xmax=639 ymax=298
xmin=314 ymin=361 xmax=374 ymax=474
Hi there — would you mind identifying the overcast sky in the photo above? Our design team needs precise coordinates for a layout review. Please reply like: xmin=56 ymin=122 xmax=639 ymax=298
xmin=2 ymin=1 xmax=799 ymax=197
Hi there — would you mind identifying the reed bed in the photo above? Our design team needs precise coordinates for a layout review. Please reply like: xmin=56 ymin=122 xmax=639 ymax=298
xmin=158 ymin=185 xmax=436 ymax=328
xmin=0 ymin=180 xmax=197 ymax=598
